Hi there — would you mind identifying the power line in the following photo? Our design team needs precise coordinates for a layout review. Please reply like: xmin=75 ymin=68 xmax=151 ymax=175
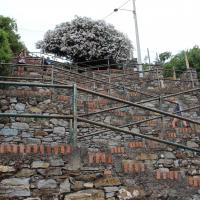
xmin=102 ymin=11 xmax=115 ymax=20
xmin=118 ymin=0 xmax=131 ymax=10
xmin=102 ymin=0 xmax=131 ymax=20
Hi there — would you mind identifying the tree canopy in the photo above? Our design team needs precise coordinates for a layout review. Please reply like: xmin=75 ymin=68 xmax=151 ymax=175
xmin=159 ymin=51 xmax=172 ymax=64
xmin=0 ymin=15 xmax=24 ymax=55
xmin=160 ymin=46 xmax=200 ymax=78
xmin=0 ymin=15 xmax=25 ymax=75
xmin=36 ymin=16 xmax=133 ymax=65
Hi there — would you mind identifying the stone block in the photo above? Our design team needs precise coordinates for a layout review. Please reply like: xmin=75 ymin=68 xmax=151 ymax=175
xmin=187 ymin=141 xmax=199 ymax=148
xmin=34 ymin=130 xmax=48 ymax=137
xmin=0 ymin=128 xmax=18 ymax=136
xmin=12 ymin=122 xmax=29 ymax=130
xmin=15 ymin=103 xmax=26 ymax=111
xmin=31 ymin=161 xmax=49 ymax=169
xmin=95 ymin=177 xmax=121 ymax=188
xmin=84 ymin=182 xmax=94 ymax=188
xmin=16 ymin=169 xmax=35 ymax=177
xmin=53 ymin=127 xmax=65 ymax=135
xmin=117 ymin=188 xmax=132 ymax=200
xmin=64 ymin=189 xmax=104 ymax=200
xmin=50 ymin=158 xmax=64 ymax=167
xmin=60 ymin=179 xmax=71 ymax=193
xmin=0 ymin=178 xmax=30 ymax=197
xmin=37 ymin=179 xmax=57 ymax=189
xmin=104 ymin=186 xmax=119 ymax=193
xmin=136 ymin=153 xmax=158 ymax=160
xmin=71 ymin=181 xmax=84 ymax=191
xmin=0 ymin=165 xmax=15 ymax=173
xmin=29 ymin=107 xmax=42 ymax=113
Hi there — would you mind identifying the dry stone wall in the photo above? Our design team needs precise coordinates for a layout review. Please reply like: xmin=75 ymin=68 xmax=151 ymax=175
xmin=0 ymin=63 xmax=200 ymax=199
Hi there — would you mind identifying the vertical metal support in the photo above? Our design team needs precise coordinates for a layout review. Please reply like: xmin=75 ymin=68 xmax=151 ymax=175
xmin=173 ymin=66 xmax=176 ymax=80
xmin=69 ymin=119 xmax=73 ymax=143
xmin=69 ymin=84 xmax=77 ymax=146
xmin=108 ymin=58 xmax=110 ymax=72
xmin=83 ymin=94 xmax=88 ymax=115
xmin=156 ymin=67 xmax=160 ymax=88
xmin=41 ymin=57 xmax=44 ymax=83
xmin=108 ymin=58 xmax=111 ymax=95
xmin=92 ymin=72 xmax=96 ymax=91
xmin=189 ymin=69 xmax=195 ymax=88
xmin=108 ymin=75 xmax=111 ymax=95
xmin=159 ymin=95 xmax=165 ymax=139
xmin=123 ymin=63 xmax=125 ymax=74
xmin=72 ymin=83 xmax=77 ymax=146
xmin=51 ymin=65 xmax=54 ymax=85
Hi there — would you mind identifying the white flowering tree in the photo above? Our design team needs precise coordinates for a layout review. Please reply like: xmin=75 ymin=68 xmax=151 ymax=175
xmin=36 ymin=16 xmax=133 ymax=65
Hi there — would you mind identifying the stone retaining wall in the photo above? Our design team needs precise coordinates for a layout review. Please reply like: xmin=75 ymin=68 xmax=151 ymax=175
xmin=0 ymin=63 xmax=200 ymax=199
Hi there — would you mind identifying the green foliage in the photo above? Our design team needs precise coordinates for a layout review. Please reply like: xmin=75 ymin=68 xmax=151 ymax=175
xmin=0 ymin=15 xmax=25 ymax=75
xmin=162 ymin=46 xmax=200 ymax=78
xmin=159 ymin=51 xmax=172 ymax=64
xmin=0 ymin=16 xmax=17 ymax=31
xmin=0 ymin=30 xmax=12 ymax=62
xmin=0 ymin=30 xmax=12 ymax=75
xmin=0 ymin=15 xmax=24 ymax=55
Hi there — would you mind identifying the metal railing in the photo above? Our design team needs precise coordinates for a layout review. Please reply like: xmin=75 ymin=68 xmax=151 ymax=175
xmin=0 ymin=81 xmax=200 ymax=153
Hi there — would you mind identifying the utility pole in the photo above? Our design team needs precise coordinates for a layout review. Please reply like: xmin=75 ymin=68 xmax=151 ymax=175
xmin=147 ymin=48 xmax=151 ymax=65
xmin=132 ymin=0 xmax=143 ymax=77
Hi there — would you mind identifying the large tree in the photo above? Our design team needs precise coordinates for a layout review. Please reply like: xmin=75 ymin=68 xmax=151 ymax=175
xmin=0 ymin=15 xmax=24 ymax=55
xmin=0 ymin=15 xmax=25 ymax=75
xmin=36 ymin=16 xmax=133 ymax=65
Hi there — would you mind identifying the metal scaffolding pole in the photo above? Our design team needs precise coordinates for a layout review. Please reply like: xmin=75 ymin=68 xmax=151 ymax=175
xmin=80 ymin=87 xmax=200 ymax=117
xmin=0 ymin=81 xmax=199 ymax=124
xmin=72 ymin=83 xmax=77 ymax=146
xmin=0 ymin=81 xmax=72 ymax=89
xmin=0 ymin=113 xmax=73 ymax=119
xmin=54 ymin=66 xmax=156 ymax=98
xmin=77 ymin=117 xmax=200 ymax=153
xmin=78 ymin=105 xmax=200 ymax=139
xmin=77 ymin=86 xmax=200 ymax=125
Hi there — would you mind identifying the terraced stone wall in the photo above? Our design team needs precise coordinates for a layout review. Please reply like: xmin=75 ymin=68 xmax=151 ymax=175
xmin=0 ymin=66 xmax=200 ymax=199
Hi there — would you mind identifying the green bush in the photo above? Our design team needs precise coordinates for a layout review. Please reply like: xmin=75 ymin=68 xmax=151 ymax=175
xmin=0 ymin=29 xmax=12 ymax=75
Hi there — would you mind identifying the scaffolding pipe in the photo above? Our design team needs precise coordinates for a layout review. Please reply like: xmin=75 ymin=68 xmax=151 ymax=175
xmin=0 ymin=81 xmax=72 ymax=89
xmin=77 ymin=117 xmax=200 ymax=153
xmin=54 ymin=66 xmax=156 ymax=98
xmin=0 ymin=76 xmax=47 ymax=81
xmin=78 ymin=105 xmax=200 ymax=139
xmin=0 ymin=81 xmax=200 ymax=117
xmin=77 ymin=86 xmax=200 ymax=125
xmin=1 ymin=63 xmax=52 ymax=68
xmin=80 ymin=87 xmax=200 ymax=117
xmin=72 ymin=83 xmax=77 ymax=146
xmin=54 ymin=66 xmax=200 ymax=105
xmin=0 ymin=113 xmax=73 ymax=119
xmin=0 ymin=81 xmax=200 ymax=124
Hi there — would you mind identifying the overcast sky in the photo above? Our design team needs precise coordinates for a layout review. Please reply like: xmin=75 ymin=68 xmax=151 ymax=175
xmin=1 ymin=0 xmax=199 ymax=61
